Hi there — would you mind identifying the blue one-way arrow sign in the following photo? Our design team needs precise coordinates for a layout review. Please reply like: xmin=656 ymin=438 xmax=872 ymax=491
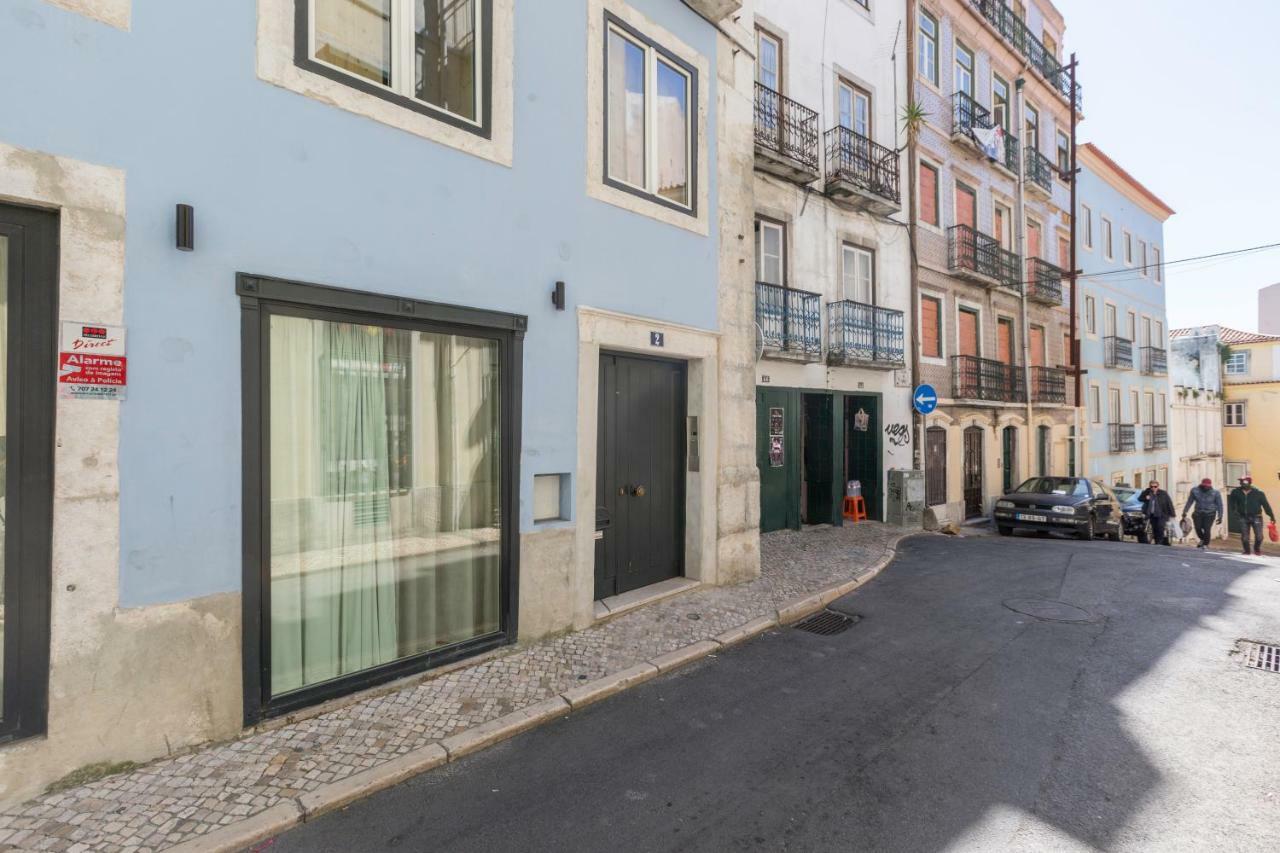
xmin=913 ymin=383 xmax=938 ymax=415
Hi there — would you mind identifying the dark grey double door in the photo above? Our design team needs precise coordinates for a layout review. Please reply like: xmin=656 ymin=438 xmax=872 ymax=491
xmin=595 ymin=353 xmax=687 ymax=600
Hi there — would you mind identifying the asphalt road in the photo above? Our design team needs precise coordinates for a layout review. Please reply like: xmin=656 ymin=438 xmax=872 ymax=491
xmin=265 ymin=535 xmax=1280 ymax=852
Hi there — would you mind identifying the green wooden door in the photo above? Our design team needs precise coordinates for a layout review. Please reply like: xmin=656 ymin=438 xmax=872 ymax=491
xmin=757 ymin=388 xmax=800 ymax=532
xmin=803 ymin=394 xmax=836 ymax=525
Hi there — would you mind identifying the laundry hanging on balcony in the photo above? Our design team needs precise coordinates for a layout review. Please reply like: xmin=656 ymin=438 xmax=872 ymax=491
xmin=972 ymin=125 xmax=1006 ymax=164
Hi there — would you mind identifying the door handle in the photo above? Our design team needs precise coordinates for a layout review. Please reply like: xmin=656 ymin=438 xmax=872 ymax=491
xmin=632 ymin=485 xmax=646 ymax=497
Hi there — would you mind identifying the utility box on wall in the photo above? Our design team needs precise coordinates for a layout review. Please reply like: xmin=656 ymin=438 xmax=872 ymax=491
xmin=887 ymin=469 xmax=924 ymax=528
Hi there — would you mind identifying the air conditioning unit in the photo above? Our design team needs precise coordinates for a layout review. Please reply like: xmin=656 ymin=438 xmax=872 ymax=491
xmin=887 ymin=469 xmax=924 ymax=528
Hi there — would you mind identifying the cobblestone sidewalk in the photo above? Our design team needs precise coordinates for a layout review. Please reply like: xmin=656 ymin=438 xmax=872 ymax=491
xmin=0 ymin=524 xmax=908 ymax=852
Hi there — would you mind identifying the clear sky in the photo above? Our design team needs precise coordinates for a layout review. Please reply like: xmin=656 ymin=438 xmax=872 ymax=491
xmin=1056 ymin=0 xmax=1280 ymax=332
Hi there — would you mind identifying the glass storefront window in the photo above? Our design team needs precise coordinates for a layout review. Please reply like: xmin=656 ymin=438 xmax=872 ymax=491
xmin=267 ymin=314 xmax=502 ymax=696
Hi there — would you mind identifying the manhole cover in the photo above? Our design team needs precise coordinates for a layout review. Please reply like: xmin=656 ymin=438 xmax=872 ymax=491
xmin=1240 ymin=641 xmax=1280 ymax=673
xmin=1002 ymin=598 xmax=1092 ymax=623
xmin=793 ymin=610 xmax=859 ymax=636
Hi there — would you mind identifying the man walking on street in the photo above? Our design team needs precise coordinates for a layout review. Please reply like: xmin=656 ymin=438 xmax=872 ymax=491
xmin=1139 ymin=480 xmax=1176 ymax=546
xmin=1182 ymin=478 xmax=1224 ymax=549
xmin=1228 ymin=477 xmax=1276 ymax=556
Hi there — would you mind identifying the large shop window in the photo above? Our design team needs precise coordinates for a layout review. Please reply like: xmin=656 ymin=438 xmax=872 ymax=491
xmin=604 ymin=14 xmax=697 ymax=214
xmin=0 ymin=203 xmax=57 ymax=745
xmin=297 ymin=0 xmax=492 ymax=135
xmin=240 ymin=275 xmax=524 ymax=720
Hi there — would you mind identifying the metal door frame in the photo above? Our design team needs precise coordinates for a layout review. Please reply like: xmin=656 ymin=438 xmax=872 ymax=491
xmin=963 ymin=426 xmax=985 ymax=519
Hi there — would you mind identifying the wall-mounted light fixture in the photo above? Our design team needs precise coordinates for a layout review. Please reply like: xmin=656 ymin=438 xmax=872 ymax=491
xmin=552 ymin=280 xmax=566 ymax=311
xmin=176 ymin=204 xmax=194 ymax=252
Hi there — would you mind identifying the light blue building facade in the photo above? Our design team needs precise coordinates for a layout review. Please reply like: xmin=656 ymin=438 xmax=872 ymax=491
xmin=0 ymin=0 xmax=758 ymax=801
xmin=1075 ymin=143 xmax=1175 ymax=490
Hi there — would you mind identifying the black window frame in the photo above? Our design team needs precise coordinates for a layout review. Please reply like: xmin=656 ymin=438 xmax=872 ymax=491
xmin=237 ymin=272 xmax=525 ymax=724
xmin=293 ymin=0 xmax=494 ymax=139
xmin=601 ymin=11 xmax=700 ymax=218
xmin=0 ymin=203 xmax=58 ymax=746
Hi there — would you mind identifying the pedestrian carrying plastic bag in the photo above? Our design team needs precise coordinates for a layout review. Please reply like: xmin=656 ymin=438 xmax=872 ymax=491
xmin=1270 ymin=521 xmax=1279 ymax=543
xmin=1180 ymin=517 xmax=1192 ymax=538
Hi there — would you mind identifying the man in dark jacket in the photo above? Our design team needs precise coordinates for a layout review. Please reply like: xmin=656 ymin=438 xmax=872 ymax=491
xmin=1228 ymin=477 xmax=1276 ymax=555
xmin=1181 ymin=478 xmax=1224 ymax=549
xmin=1139 ymin=480 xmax=1176 ymax=546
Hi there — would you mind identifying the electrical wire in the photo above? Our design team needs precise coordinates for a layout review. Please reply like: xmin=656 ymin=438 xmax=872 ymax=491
xmin=997 ymin=239 xmax=1280 ymax=289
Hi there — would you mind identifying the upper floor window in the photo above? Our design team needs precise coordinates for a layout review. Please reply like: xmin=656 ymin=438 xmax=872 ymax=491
xmin=1123 ymin=231 xmax=1134 ymax=265
xmin=1139 ymin=240 xmax=1148 ymax=276
xmin=1025 ymin=104 xmax=1040 ymax=151
xmin=304 ymin=0 xmax=488 ymax=132
xmin=918 ymin=11 xmax=939 ymax=85
xmin=1056 ymin=131 xmax=1070 ymax=174
xmin=1089 ymin=384 xmax=1101 ymax=423
xmin=1043 ymin=31 xmax=1058 ymax=61
xmin=919 ymin=161 xmax=940 ymax=226
xmin=955 ymin=43 xmax=975 ymax=98
xmin=842 ymin=244 xmax=875 ymax=304
xmin=605 ymin=18 xmax=695 ymax=212
xmin=992 ymin=75 xmax=1011 ymax=130
xmin=1085 ymin=294 xmax=1097 ymax=334
xmin=757 ymin=28 xmax=782 ymax=92
xmin=1101 ymin=217 xmax=1114 ymax=259
xmin=1081 ymin=205 xmax=1093 ymax=249
xmin=756 ymin=218 xmax=785 ymax=286
xmin=838 ymin=79 xmax=871 ymax=138
xmin=922 ymin=294 xmax=943 ymax=358
xmin=1225 ymin=402 xmax=1246 ymax=426
xmin=1225 ymin=350 xmax=1250 ymax=375
xmin=1153 ymin=246 xmax=1163 ymax=282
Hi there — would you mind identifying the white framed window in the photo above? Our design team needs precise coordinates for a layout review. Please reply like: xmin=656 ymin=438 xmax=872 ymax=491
xmin=992 ymin=74 xmax=1011 ymax=130
xmin=842 ymin=244 xmax=875 ymax=304
xmin=605 ymin=18 xmax=695 ymax=211
xmin=1056 ymin=130 xmax=1070 ymax=174
xmin=1109 ymin=387 xmax=1122 ymax=424
xmin=1155 ymin=321 xmax=1163 ymax=346
xmin=1139 ymin=239 xmax=1148 ymax=276
xmin=955 ymin=42 xmax=975 ymax=98
xmin=1101 ymin=217 xmax=1114 ymax=260
xmin=1144 ymin=391 xmax=1155 ymax=425
xmin=1123 ymin=230 xmax=1134 ymax=265
xmin=1104 ymin=302 xmax=1117 ymax=338
xmin=1224 ymin=350 xmax=1250 ymax=375
xmin=918 ymin=10 xmax=939 ymax=85
xmin=1081 ymin=205 xmax=1093 ymax=249
xmin=1126 ymin=310 xmax=1136 ymax=342
xmin=1130 ymin=389 xmax=1140 ymax=423
xmin=1089 ymin=384 xmax=1101 ymax=424
xmin=838 ymin=79 xmax=871 ymax=138
xmin=756 ymin=218 xmax=785 ymax=286
xmin=1157 ymin=393 xmax=1167 ymax=424
xmin=304 ymin=0 xmax=487 ymax=130
xmin=1025 ymin=103 xmax=1040 ymax=151
xmin=1225 ymin=401 xmax=1246 ymax=427
xmin=1085 ymin=295 xmax=1097 ymax=335
xmin=756 ymin=28 xmax=781 ymax=92
xmin=1153 ymin=246 xmax=1163 ymax=282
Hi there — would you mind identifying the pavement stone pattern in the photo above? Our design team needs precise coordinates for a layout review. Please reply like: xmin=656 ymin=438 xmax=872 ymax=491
xmin=0 ymin=524 xmax=904 ymax=852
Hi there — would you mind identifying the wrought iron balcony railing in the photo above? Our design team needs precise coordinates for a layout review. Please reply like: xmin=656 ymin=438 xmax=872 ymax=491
xmin=828 ymin=301 xmax=906 ymax=367
xmin=951 ymin=92 xmax=1020 ymax=175
xmin=1144 ymin=423 xmax=1169 ymax=451
xmin=1025 ymin=258 xmax=1065 ymax=305
xmin=965 ymin=0 xmax=1082 ymax=108
xmin=754 ymin=82 xmax=820 ymax=177
xmin=1031 ymin=366 xmax=1067 ymax=404
xmin=1025 ymin=147 xmax=1055 ymax=194
xmin=756 ymin=281 xmax=822 ymax=359
xmin=823 ymin=126 xmax=900 ymax=207
xmin=1104 ymin=336 xmax=1134 ymax=369
xmin=948 ymin=224 xmax=1020 ymax=288
xmin=952 ymin=355 xmax=1025 ymax=403
xmin=1109 ymin=423 xmax=1136 ymax=453
xmin=1140 ymin=346 xmax=1168 ymax=376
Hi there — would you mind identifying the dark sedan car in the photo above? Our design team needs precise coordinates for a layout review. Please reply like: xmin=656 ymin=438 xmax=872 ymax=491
xmin=1112 ymin=486 xmax=1154 ymax=543
xmin=992 ymin=477 xmax=1123 ymax=541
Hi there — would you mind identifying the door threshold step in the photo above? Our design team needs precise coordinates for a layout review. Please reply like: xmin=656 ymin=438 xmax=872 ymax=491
xmin=594 ymin=577 xmax=701 ymax=622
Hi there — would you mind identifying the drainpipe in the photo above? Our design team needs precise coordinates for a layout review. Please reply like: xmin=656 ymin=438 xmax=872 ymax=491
xmin=1015 ymin=77 xmax=1034 ymax=476
xmin=906 ymin=0 xmax=923 ymax=476
xmin=1067 ymin=54 xmax=1083 ymax=476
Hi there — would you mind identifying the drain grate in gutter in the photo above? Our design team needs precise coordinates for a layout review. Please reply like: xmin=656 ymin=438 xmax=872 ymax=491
xmin=793 ymin=610 xmax=859 ymax=636
xmin=1241 ymin=642 xmax=1280 ymax=674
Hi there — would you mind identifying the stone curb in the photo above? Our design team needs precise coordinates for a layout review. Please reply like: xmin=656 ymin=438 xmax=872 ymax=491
xmin=170 ymin=540 xmax=904 ymax=852
xmin=164 ymin=801 xmax=303 ymax=853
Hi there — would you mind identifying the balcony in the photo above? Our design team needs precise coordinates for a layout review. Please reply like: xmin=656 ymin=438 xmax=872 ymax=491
xmin=1025 ymin=258 xmax=1065 ymax=305
xmin=756 ymin=282 xmax=822 ymax=361
xmin=828 ymin=301 xmax=906 ymax=369
xmin=823 ymin=127 xmax=901 ymax=215
xmin=1024 ymin=147 xmax=1054 ymax=197
xmin=952 ymin=355 xmax=1025 ymax=403
xmin=1031 ymin=366 xmax=1067 ymax=404
xmin=1144 ymin=423 xmax=1169 ymax=451
xmin=1104 ymin=336 xmax=1134 ymax=369
xmin=1141 ymin=346 xmax=1168 ymax=376
xmin=965 ymin=0 xmax=1082 ymax=109
xmin=948 ymin=224 xmax=1020 ymax=289
xmin=754 ymin=83 xmax=820 ymax=185
xmin=1109 ymin=423 xmax=1136 ymax=453
xmin=950 ymin=93 xmax=1020 ymax=178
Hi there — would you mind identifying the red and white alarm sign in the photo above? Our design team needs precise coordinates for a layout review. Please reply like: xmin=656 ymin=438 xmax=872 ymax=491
xmin=58 ymin=321 xmax=127 ymax=400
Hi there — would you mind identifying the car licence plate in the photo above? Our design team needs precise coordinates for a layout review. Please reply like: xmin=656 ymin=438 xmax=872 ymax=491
xmin=1017 ymin=513 xmax=1048 ymax=522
